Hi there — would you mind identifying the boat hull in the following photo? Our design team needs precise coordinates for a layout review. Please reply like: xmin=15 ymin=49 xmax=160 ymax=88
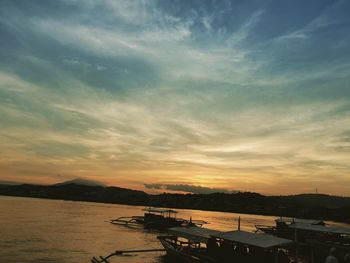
xmin=158 ymin=236 xmax=216 ymax=263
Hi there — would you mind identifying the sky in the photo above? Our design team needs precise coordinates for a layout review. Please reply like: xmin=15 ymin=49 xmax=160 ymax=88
xmin=0 ymin=0 xmax=350 ymax=196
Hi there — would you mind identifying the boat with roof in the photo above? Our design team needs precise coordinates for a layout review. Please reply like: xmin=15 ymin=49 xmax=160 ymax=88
xmin=256 ymin=216 xmax=350 ymax=261
xmin=95 ymin=216 xmax=350 ymax=263
xmin=158 ymin=225 xmax=298 ymax=263
xmin=255 ymin=217 xmax=326 ymax=236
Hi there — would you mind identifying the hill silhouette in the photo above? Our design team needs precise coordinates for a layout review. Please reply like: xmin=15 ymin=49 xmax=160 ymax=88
xmin=53 ymin=178 xmax=106 ymax=187
xmin=273 ymin=193 xmax=350 ymax=209
xmin=0 ymin=183 xmax=349 ymax=224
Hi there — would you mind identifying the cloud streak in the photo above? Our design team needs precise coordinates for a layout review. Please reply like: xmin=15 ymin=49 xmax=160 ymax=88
xmin=144 ymin=183 xmax=238 ymax=194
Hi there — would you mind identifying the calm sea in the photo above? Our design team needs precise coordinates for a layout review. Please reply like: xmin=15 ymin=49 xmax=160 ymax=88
xmin=0 ymin=196 xmax=348 ymax=263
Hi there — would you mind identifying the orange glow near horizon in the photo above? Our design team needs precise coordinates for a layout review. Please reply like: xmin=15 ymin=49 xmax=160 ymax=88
xmin=1 ymin=157 xmax=349 ymax=196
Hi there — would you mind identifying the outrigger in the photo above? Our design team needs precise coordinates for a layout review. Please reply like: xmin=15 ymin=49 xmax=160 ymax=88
xmin=110 ymin=207 xmax=206 ymax=230
xmin=91 ymin=248 xmax=166 ymax=263
xmin=158 ymin=225 xmax=298 ymax=263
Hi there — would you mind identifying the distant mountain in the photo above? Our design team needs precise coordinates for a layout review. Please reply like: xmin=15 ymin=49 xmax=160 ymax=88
xmin=0 ymin=180 xmax=22 ymax=185
xmin=53 ymin=178 xmax=106 ymax=187
xmin=0 ymin=182 xmax=148 ymax=205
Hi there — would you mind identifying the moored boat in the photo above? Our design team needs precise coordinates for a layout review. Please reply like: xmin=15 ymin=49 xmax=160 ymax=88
xmin=256 ymin=216 xmax=350 ymax=261
xmin=255 ymin=217 xmax=325 ymax=237
xmin=158 ymin=225 xmax=297 ymax=263
xmin=110 ymin=207 xmax=206 ymax=230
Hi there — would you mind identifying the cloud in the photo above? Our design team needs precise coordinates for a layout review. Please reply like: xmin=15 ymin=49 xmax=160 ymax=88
xmin=144 ymin=183 xmax=238 ymax=194
xmin=0 ymin=72 xmax=39 ymax=93
xmin=0 ymin=0 xmax=350 ymax=195
xmin=1 ymin=68 xmax=350 ymax=195
xmin=226 ymin=9 xmax=265 ymax=46
xmin=275 ymin=1 xmax=347 ymax=41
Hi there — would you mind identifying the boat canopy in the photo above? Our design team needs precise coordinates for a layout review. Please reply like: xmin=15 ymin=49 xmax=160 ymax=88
xmin=143 ymin=207 xmax=178 ymax=214
xmin=169 ymin=226 xmax=221 ymax=243
xmin=213 ymin=230 xmax=293 ymax=249
xmin=275 ymin=217 xmax=324 ymax=225
xmin=289 ymin=223 xmax=350 ymax=235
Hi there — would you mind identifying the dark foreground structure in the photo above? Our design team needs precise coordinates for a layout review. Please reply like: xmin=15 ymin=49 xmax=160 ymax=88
xmin=256 ymin=217 xmax=350 ymax=262
xmin=93 ymin=217 xmax=350 ymax=263
xmin=158 ymin=226 xmax=294 ymax=263
xmin=158 ymin=223 xmax=350 ymax=263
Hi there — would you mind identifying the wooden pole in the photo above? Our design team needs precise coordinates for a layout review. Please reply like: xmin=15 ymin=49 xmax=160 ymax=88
xmin=92 ymin=248 xmax=166 ymax=262
xmin=294 ymin=228 xmax=299 ymax=262
xmin=114 ymin=248 xmax=166 ymax=255
xmin=99 ymin=256 xmax=109 ymax=263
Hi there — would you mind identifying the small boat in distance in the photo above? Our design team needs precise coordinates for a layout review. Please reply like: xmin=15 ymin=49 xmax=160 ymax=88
xmin=110 ymin=207 xmax=206 ymax=231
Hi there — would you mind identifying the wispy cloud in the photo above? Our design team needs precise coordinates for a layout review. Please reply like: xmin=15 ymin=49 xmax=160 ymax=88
xmin=0 ymin=0 xmax=350 ymax=195
xmin=0 ymin=72 xmax=39 ymax=93
xmin=276 ymin=1 xmax=346 ymax=41
xmin=226 ymin=9 xmax=265 ymax=45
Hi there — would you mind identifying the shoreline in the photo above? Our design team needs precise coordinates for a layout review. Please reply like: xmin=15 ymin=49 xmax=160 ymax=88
xmin=1 ymin=192 xmax=350 ymax=226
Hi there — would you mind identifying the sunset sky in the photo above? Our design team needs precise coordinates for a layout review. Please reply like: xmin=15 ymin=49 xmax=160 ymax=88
xmin=1 ymin=0 xmax=350 ymax=196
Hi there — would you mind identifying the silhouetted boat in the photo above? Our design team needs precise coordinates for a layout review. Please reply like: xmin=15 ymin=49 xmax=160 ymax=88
xmin=255 ymin=217 xmax=325 ymax=236
xmin=110 ymin=207 xmax=206 ymax=230
xmin=158 ymin=225 xmax=296 ymax=263
xmin=256 ymin=217 xmax=350 ymax=261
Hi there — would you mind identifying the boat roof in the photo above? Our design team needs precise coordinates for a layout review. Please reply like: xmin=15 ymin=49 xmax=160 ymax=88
xmin=169 ymin=226 xmax=221 ymax=243
xmin=275 ymin=217 xmax=324 ymax=225
xmin=213 ymin=230 xmax=293 ymax=249
xmin=289 ymin=223 xmax=350 ymax=235
xmin=143 ymin=207 xmax=178 ymax=214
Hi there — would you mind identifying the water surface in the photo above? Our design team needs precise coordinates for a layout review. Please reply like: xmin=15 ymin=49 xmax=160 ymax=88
xmin=0 ymin=196 xmax=347 ymax=262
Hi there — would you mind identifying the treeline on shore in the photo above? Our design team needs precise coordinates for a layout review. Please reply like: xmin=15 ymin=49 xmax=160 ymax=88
xmin=0 ymin=183 xmax=349 ymax=223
